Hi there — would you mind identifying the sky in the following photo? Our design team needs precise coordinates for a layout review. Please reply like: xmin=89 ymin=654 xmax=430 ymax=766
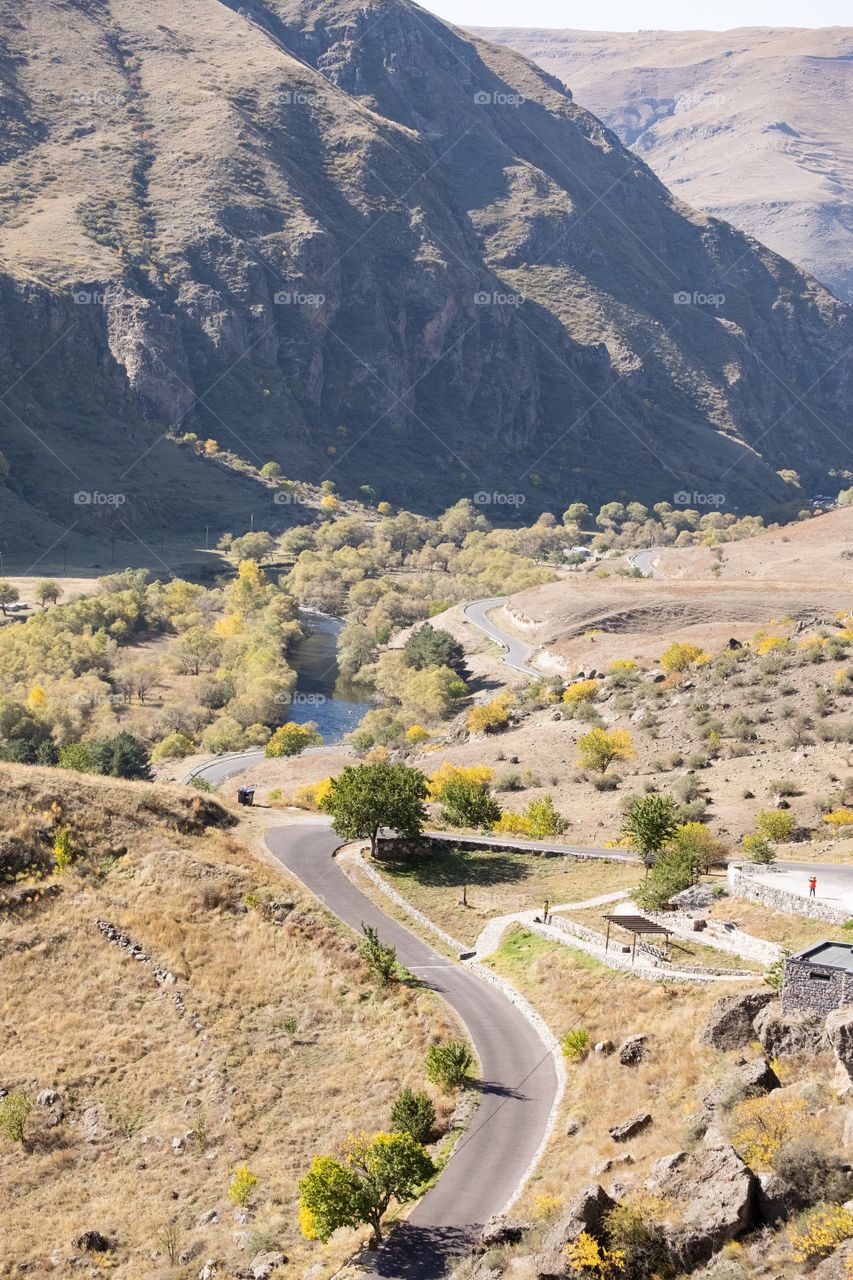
xmin=422 ymin=0 xmax=851 ymax=30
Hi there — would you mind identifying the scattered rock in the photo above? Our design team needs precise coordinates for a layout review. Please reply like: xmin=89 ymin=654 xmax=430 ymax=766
xmin=699 ymin=990 xmax=775 ymax=1051
xmin=618 ymin=1034 xmax=649 ymax=1065
xmin=81 ymin=1106 xmax=109 ymax=1143
xmin=814 ymin=1238 xmax=853 ymax=1279
xmin=590 ymin=1153 xmax=633 ymax=1176
xmin=172 ymin=1136 xmax=184 ymax=1152
xmin=198 ymin=1264 xmax=216 ymax=1280
xmin=609 ymin=1113 xmax=652 ymax=1143
xmin=480 ymin=1216 xmax=528 ymax=1248
xmin=536 ymin=1185 xmax=615 ymax=1278
xmin=651 ymin=1145 xmax=757 ymax=1270
xmin=699 ymin=1056 xmax=779 ymax=1132
xmin=179 ymin=1242 xmax=202 ymax=1265
xmin=827 ymin=1008 xmax=853 ymax=1091
xmin=250 ymin=1252 xmax=286 ymax=1280
xmin=593 ymin=1040 xmax=614 ymax=1056
xmin=564 ymin=1117 xmax=583 ymax=1136
xmin=197 ymin=1209 xmax=219 ymax=1227
xmin=36 ymin=1089 xmax=58 ymax=1108
xmin=71 ymin=1231 xmax=110 ymax=1253
xmin=755 ymin=1005 xmax=827 ymax=1057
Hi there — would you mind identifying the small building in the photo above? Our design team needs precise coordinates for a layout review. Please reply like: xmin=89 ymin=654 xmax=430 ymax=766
xmin=782 ymin=941 xmax=853 ymax=1017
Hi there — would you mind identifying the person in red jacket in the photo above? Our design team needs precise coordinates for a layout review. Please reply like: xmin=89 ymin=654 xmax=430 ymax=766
xmin=809 ymin=876 xmax=817 ymax=898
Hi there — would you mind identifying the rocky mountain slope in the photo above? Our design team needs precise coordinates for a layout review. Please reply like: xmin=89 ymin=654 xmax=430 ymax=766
xmin=477 ymin=26 xmax=853 ymax=303
xmin=0 ymin=1 xmax=851 ymax=555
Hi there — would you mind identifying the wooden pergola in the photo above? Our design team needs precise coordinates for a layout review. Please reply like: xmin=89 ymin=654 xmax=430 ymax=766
xmin=604 ymin=913 xmax=673 ymax=964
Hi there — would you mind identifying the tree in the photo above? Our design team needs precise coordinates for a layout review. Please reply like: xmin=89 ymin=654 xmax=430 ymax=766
xmin=57 ymin=742 xmax=99 ymax=773
xmin=265 ymin=721 xmax=323 ymax=758
xmin=0 ymin=581 xmax=20 ymax=615
xmin=92 ymin=732 xmax=153 ymax=780
xmin=229 ymin=1165 xmax=258 ymax=1209
xmin=230 ymin=531 xmax=274 ymax=563
xmin=437 ymin=775 xmax=501 ymax=829
xmin=260 ymin=461 xmax=283 ymax=480
xmin=404 ymin=623 xmax=467 ymax=678
xmin=634 ymin=844 xmax=701 ymax=910
xmin=660 ymin=642 xmax=707 ymax=674
xmin=669 ymin=821 xmax=728 ymax=874
xmin=467 ymin=695 xmax=512 ymax=734
xmin=36 ymin=580 xmax=62 ymax=608
xmin=299 ymin=1131 xmax=435 ymax=1246
xmin=319 ymin=762 xmax=429 ymax=856
xmin=577 ymin=727 xmax=635 ymax=774
xmin=426 ymin=1039 xmax=473 ymax=1089
xmin=390 ymin=1089 xmax=435 ymax=1144
xmin=151 ymin=731 xmax=195 ymax=762
xmin=359 ymin=923 xmax=397 ymax=985
xmin=172 ymin=627 xmax=222 ymax=676
xmin=621 ymin=794 xmax=679 ymax=867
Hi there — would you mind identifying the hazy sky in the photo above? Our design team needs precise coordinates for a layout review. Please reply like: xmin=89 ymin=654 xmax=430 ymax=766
xmin=422 ymin=0 xmax=850 ymax=30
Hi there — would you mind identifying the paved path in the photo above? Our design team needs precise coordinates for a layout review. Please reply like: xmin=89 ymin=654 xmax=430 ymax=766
xmin=266 ymin=820 xmax=560 ymax=1279
xmin=462 ymin=597 xmax=541 ymax=677
xmin=471 ymin=890 xmax=630 ymax=961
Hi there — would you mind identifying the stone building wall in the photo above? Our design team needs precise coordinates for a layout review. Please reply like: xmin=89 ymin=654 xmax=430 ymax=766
xmin=782 ymin=957 xmax=853 ymax=1016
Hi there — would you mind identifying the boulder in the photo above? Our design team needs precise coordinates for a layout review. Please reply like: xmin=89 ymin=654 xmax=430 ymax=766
xmin=617 ymin=1034 xmax=649 ymax=1066
xmin=699 ymin=990 xmax=775 ymax=1051
xmin=757 ymin=1170 xmax=799 ymax=1225
xmin=564 ymin=1116 xmax=583 ymax=1137
xmin=250 ymin=1253 xmax=286 ymax=1280
xmin=814 ymin=1240 xmax=853 ymax=1279
xmin=198 ymin=1265 xmax=216 ymax=1280
xmin=609 ymin=1113 xmax=651 ymax=1143
xmin=71 ymin=1231 xmax=110 ymax=1253
xmin=536 ymin=1185 xmax=615 ymax=1278
xmin=827 ymin=1008 xmax=853 ymax=1090
xmin=480 ymin=1216 xmax=528 ymax=1248
xmin=36 ymin=1089 xmax=58 ymax=1108
xmin=593 ymin=1040 xmax=614 ymax=1056
xmin=650 ymin=1145 xmax=757 ymax=1271
xmin=754 ymin=1005 xmax=827 ymax=1057
xmin=81 ymin=1106 xmax=109 ymax=1143
xmin=698 ymin=1057 xmax=779 ymax=1132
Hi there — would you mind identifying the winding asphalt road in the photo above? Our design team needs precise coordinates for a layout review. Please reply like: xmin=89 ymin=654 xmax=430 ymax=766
xmin=462 ymin=598 xmax=541 ymax=678
xmin=266 ymin=819 xmax=559 ymax=1279
xmin=627 ymin=548 xmax=666 ymax=578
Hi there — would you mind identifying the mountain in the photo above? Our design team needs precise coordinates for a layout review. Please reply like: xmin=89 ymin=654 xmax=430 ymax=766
xmin=0 ymin=1 xmax=851 ymax=557
xmin=475 ymin=26 xmax=853 ymax=303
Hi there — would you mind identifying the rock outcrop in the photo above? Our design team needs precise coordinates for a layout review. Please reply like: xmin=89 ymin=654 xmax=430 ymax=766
xmin=536 ymin=1185 xmax=615 ymax=1278
xmin=827 ymin=1008 xmax=853 ymax=1094
xmin=754 ymin=1005 xmax=828 ymax=1058
xmin=646 ymin=1145 xmax=757 ymax=1270
xmin=699 ymin=990 xmax=775 ymax=1051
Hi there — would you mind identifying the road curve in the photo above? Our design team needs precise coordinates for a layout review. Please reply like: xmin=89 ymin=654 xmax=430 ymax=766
xmin=266 ymin=820 xmax=559 ymax=1279
xmin=463 ymin=597 xmax=540 ymax=677
xmin=627 ymin=548 xmax=665 ymax=579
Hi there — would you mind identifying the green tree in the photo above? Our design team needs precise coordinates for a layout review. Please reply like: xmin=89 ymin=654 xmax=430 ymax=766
xmin=426 ymin=1039 xmax=473 ymax=1089
xmin=0 ymin=1091 xmax=32 ymax=1144
xmin=92 ymin=732 xmax=153 ymax=780
xmin=634 ymin=844 xmax=701 ymax=910
xmin=260 ymin=461 xmax=283 ymax=480
xmin=438 ymin=776 xmax=501 ymax=829
xmin=319 ymin=762 xmax=429 ymax=856
xmin=299 ymin=1131 xmax=435 ymax=1245
xmin=621 ymin=794 xmax=679 ymax=867
xmin=0 ymin=581 xmax=20 ymax=615
xmin=36 ymin=580 xmax=62 ymax=608
xmin=390 ymin=1089 xmax=435 ymax=1144
xmin=230 ymin=531 xmax=274 ymax=562
xmin=57 ymin=742 xmax=99 ymax=773
xmin=404 ymin=623 xmax=467 ymax=678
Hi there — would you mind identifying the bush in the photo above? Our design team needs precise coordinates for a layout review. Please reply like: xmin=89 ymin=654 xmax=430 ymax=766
xmin=437 ymin=776 xmax=501 ymax=830
xmin=426 ymin=1039 xmax=473 ymax=1089
xmin=732 ymin=1094 xmax=808 ymax=1167
xmin=788 ymin=1203 xmax=853 ymax=1264
xmin=562 ymin=679 xmax=599 ymax=708
xmin=359 ymin=924 xmax=397 ymax=985
xmin=467 ymin=696 xmax=512 ymax=735
xmin=0 ymin=1091 xmax=32 ymax=1144
xmin=772 ymin=1139 xmax=848 ymax=1207
xmin=229 ymin=1164 xmax=258 ymax=1209
xmin=265 ymin=721 xmax=323 ymax=758
xmin=151 ymin=731 xmax=195 ymax=762
xmin=660 ymin=642 xmax=707 ymax=673
xmin=390 ymin=1088 xmax=436 ymax=1144
xmin=562 ymin=1029 xmax=591 ymax=1062
xmin=756 ymin=808 xmax=796 ymax=842
xmin=602 ymin=1198 xmax=669 ymax=1279
xmin=577 ymin=728 xmax=635 ymax=774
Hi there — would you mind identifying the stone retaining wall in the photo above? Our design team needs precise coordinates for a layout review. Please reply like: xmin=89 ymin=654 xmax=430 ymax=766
xmin=728 ymin=865 xmax=850 ymax=925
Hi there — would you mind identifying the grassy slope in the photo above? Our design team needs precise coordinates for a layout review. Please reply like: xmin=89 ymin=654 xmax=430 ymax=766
xmin=0 ymin=768 xmax=460 ymax=1276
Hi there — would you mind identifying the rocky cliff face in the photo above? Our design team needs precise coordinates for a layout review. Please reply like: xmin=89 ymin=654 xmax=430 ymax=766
xmin=0 ymin=0 xmax=850 ymax=554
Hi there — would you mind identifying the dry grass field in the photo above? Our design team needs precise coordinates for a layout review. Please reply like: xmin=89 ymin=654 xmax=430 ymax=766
xmin=0 ymin=768 xmax=461 ymax=1278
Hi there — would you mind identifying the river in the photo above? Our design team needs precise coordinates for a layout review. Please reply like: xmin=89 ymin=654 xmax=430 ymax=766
xmin=286 ymin=610 xmax=373 ymax=744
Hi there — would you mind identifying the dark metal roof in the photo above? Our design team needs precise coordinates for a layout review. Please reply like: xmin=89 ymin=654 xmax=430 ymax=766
xmin=604 ymin=913 xmax=672 ymax=937
xmin=790 ymin=941 xmax=853 ymax=973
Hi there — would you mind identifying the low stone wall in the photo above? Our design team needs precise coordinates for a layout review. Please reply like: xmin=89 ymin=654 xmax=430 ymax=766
xmin=728 ymin=865 xmax=850 ymax=925
xmin=376 ymin=833 xmax=629 ymax=865
xmin=0 ymin=881 xmax=61 ymax=915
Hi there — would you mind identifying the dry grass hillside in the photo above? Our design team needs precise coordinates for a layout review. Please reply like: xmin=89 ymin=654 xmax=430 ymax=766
xmin=0 ymin=766 xmax=461 ymax=1277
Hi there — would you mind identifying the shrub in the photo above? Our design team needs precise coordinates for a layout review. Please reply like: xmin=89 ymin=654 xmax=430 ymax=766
xmin=426 ymin=1039 xmax=473 ymax=1089
xmin=563 ymin=679 xmax=599 ymax=707
xmin=602 ymin=1197 xmax=669 ymax=1279
xmin=577 ymin=728 xmax=635 ymax=773
xmin=772 ymin=1139 xmax=848 ymax=1207
xmin=660 ymin=642 xmax=707 ymax=673
xmin=756 ymin=808 xmax=796 ymax=842
xmin=562 ymin=1029 xmax=591 ymax=1062
xmin=359 ymin=924 xmax=397 ymax=985
xmin=743 ymin=833 xmax=775 ymax=864
xmin=390 ymin=1088 xmax=436 ymax=1144
xmin=732 ymin=1094 xmax=808 ymax=1167
xmin=53 ymin=827 xmax=73 ymax=873
xmin=0 ymin=1091 xmax=32 ymax=1144
xmin=524 ymin=795 xmax=567 ymax=838
xmin=788 ymin=1203 xmax=853 ymax=1264
xmin=265 ymin=721 xmax=323 ymax=758
xmin=764 ymin=954 xmax=788 ymax=993
xmin=565 ymin=1231 xmax=625 ymax=1277
xmin=621 ymin=793 xmax=679 ymax=864
xmin=467 ymin=696 xmax=512 ymax=734
xmin=151 ymin=731 xmax=195 ymax=762
xmin=229 ymin=1165 xmax=258 ymax=1209
xmin=824 ymin=807 xmax=853 ymax=830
